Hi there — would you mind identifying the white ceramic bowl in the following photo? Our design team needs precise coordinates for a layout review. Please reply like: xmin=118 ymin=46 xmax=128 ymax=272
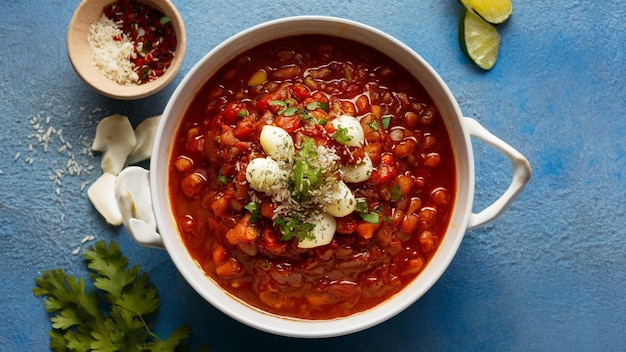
xmin=118 ymin=16 xmax=531 ymax=338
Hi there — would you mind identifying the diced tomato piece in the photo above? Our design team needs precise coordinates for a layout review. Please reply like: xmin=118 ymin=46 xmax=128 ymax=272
xmin=261 ymin=228 xmax=288 ymax=255
xmin=219 ymin=126 xmax=239 ymax=147
xmin=378 ymin=163 xmax=397 ymax=183
xmin=290 ymin=84 xmax=310 ymax=101
xmin=273 ymin=114 xmax=302 ymax=133
xmin=260 ymin=202 xmax=274 ymax=218
xmin=222 ymin=102 xmax=248 ymax=124
xmin=255 ymin=84 xmax=290 ymax=111
xmin=185 ymin=134 xmax=205 ymax=154
xmin=336 ymin=216 xmax=357 ymax=234
xmin=233 ymin=118 xmax=255 ymax=140
xmin=381 ymin=153 xmax=395 ymax=165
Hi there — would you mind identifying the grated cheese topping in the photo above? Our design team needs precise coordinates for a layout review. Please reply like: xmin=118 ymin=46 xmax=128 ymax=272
xmin=88 ymin=15 xmax=139 ymax=85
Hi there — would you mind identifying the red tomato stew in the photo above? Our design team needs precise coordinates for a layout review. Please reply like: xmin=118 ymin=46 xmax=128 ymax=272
xmin=169 ymin=35 xmax=456 ymax=319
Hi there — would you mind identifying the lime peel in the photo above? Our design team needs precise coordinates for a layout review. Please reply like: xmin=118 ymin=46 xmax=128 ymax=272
xmin=459 ymin=7 xmax=501 ymax=70
xmin=459 ymin=0 xmax=513 ymax=24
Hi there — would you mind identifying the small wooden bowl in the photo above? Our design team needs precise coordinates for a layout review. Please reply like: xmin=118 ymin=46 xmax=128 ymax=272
xmin=67 ymin=0 xmax=186 ymax=100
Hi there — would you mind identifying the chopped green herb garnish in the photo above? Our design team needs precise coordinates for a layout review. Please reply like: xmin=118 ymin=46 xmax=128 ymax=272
xmin=274 ymin=216 xmax=316 ymax=242
xmin=269 ymin=100 xmax=287 ymax=107
xmin=280 ymin=106 xmax=298 ymax=116
xmin=381 ymin=115 xmax=392 ymax=129
xmin=237 ymin=109 xmax=249 ymax=117
xmin=333 ymin=126 xmax=353 ymax=145
xmin=355 ymin=198 xmax=380 ymax=224
xmin=270 ymin=100 xmax=299 ymax=116
xmin=217 ymin=172 xmax=228 ymax=184
xmin=369 ymin=121 xmax=380 ymax=131
xmin=160 ymin=16 xmax=171 ymax=25
xmin=290 ymin=137 xmax=323 ymax=201
xmin=306 ymin=101 xmax=329 ymax=112
xmin=245 ymin=202 xmax=260 ymax=223
xmin=390 ymin=185 xmax=403 ymax=201
xmin=355 ymin=197 xmax=369 ymax=213
xmin=359 ymin=212 xmax=380 ymax=224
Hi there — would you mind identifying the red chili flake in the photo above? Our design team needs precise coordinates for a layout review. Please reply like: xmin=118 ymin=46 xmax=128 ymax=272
xmin=103 ymin=0 xmax=176 ymax=84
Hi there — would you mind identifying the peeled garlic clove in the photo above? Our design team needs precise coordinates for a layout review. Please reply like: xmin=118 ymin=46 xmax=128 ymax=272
xmin=331 ymin=115 xmax=365 ymax=147
xmin=325 ymin=181 xmax=357 ymax=217
xmin=341 ymin=154 xmax=373 ymax=183
xmin=245 ymin=157 xmax=282 ymax=194
xmin=87 ymin=173 xmax=122 ymax=226
xmin=114 ymin=166 xmax=157 ymax=231
xmin=127 ymin=115 xmax=161 ymax=165
xmin=92 ymin=114 xmax=136 ymax=175
xmin=297 ymin=212 xmax=337 ymax=249
xmin=259 ymin=125 xmax=295 ymax=161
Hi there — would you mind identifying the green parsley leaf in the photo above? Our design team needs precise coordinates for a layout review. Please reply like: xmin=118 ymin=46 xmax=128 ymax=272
xmin=359 ymin=212 xmax=380 ymax=224
xmin=269 ymin=100 xmax=287 ymax=107
xmin=33 ymin=240 xmax=197 ymax=352
xmin=390 ymin=185 xmax=403 ymax=201
xmin=290 ymin=137 xmax=323 ymax=201
xmin=333 ymin=126 xmax=353 ymax=145
xmin=160 ymin=16 xmax=171 ymax=25
xmin=355 ymin=198 xmax=369 ymax=213
xmin=381 ymin=115 xmax=392 ymax=129
xmin=355 ymin=198 xmax=380 ymax=224
xmin=274 ymin=216 xmax=316 ymax=242
xmin=280 ymin=106 xmax=298 ymax=116
xmin=306 ymin=101 xmax=329 ymax=112
xmin=245 ymin=202 xmax=260 ymax=223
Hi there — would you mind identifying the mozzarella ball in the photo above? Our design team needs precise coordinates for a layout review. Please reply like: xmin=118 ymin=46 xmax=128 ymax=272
xmin=259 ymin=125 xmax=295 ymax=161
xmin=297 ymin=212 xmax=337 ymax=249
xmin=331 ymin=115 xmax=365 ymax=147
xmin=245 ymin=157 xmax=282 ymax=194
xmin=325 ymin=181 xmax=357 ymax=217
xmin=341 ymin=154 xmax=373 ymax=183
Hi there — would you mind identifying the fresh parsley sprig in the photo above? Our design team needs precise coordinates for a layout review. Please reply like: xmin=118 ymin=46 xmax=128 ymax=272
xmin=274 ymin=216 xmax=316 ymax=242
xmin=33 ymin=240 xmax=205 ymax=352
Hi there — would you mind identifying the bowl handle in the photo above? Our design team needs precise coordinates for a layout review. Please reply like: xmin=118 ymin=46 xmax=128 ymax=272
xmin=463 ymin=118 xmax=532 ymax=230
xmin=115 ymin=166 xmax=165 ymax=249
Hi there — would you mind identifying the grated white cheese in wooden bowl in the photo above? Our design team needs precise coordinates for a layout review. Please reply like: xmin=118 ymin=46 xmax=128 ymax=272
xmin=88 ymin=15 xmax=139 ymax=86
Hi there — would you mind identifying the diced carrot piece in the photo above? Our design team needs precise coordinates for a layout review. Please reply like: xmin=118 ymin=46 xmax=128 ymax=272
xmin=211 ymin=196 xmax=228 ymax=216
xmin=260 ymin=201 xmax=274 ymax=218
xmin=215 ymin=258 xmax=243 ymax=278
xmin=212 ymin=245 xmax=229 ymax=265
xmin=356 ymin=221 xmax=380 ymax=240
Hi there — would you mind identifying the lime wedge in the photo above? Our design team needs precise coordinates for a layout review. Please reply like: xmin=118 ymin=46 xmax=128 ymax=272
xmin=459 ymin=0 xmax=512 ymax=24
xmin=459 ymin=7 xmax=500 ymax=70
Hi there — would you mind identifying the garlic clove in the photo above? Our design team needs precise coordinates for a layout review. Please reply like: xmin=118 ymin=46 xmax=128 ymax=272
xmin=87 ymin=172 xmax=123 ymax=226
xmin=114 ymin=166 xmax=157 ymax=232
xmin=92 ymin=114 xmax=137 ymax=175
xmin=127 ymin=115 xmax=161 ymax=165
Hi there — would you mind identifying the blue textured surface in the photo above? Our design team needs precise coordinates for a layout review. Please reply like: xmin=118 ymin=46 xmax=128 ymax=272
xmin=1 ymin=1 xmax=625 ymax=351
